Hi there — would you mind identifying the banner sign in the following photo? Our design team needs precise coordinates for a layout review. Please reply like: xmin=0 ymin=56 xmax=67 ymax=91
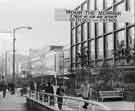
xmin=54 ymin=8 xmax=134 ymax=23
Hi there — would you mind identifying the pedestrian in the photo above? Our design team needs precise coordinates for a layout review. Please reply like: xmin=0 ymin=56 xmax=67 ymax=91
xmin=56 ymin=83 xmax=64 ymax=110
xmin=80 ymin=80 xmax=91 ymax=109
xmin=42 ymin=82 xmax=48 ymax=102
xmin=30 ymin=80 xmax=36 ymax=92
xmin=46 ymin=82 xmax=54 ymax=105
xmin=29 ymin=80 xmax=36 ymax=97
xmin=1 ymin=76 xmax=7 ymax=98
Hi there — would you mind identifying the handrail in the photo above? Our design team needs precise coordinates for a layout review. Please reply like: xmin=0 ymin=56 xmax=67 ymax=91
xmin=27 ymin=90 xmax=110 ymax=111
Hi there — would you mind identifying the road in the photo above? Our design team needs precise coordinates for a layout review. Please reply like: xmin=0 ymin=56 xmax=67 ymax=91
xmin=0 ymin=92 xmax=28 ymax=111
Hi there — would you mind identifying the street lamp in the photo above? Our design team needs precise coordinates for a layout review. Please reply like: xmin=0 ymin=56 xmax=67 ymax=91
xmin=12 ymin=26 xmax=32 ymax=94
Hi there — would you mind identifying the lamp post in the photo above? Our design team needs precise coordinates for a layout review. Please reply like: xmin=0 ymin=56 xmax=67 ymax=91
xmin=12 ymin=26 xmax=32 ymax=94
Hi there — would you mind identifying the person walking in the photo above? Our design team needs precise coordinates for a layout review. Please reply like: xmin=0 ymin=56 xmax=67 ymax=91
xmin=80 ymin=80 xmax=91 ymax=109
xmin=1 ymin=76 xmax=7 ymax=98
xmin=46 ymin=82 xmax=54 ymax=105
xmin=56 ymin=83 xmax=64 ymax=110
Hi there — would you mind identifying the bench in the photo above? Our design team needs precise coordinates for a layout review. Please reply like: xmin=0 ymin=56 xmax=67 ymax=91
xmin=99 ymin=90 xmax=124 ymax=101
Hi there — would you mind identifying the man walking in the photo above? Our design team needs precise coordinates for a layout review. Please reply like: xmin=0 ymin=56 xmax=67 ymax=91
xmin=80 ymin=80 xmax=91 ymax=109
xmin=56 ymin=83 xmax=64 ymax=110
xmin=46 ymin=82 xmax=54 ymax=105
xmin=1 ymin=76 xmax=7 ymax=98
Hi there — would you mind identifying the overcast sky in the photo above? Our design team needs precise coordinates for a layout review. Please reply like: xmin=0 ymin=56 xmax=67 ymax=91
xmin=0 ymin=0 xmax=85 ymax=54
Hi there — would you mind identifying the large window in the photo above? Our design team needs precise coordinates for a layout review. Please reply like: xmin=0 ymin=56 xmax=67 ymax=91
xmin=128 ymin=0 xmax=134 ymax=24
xmin=72 ymin=29 xmax=76 ymax=45
xmin=76 ymin=7 xmax=81 ymax=25
xmin=129 ymin=27 xmax=135 ymax=48
xmin=116 ymin=31 xmax=126 ymax=49
xmin=90 ymin=23 xmax=95 ymax=39
xmin=72 ymin=46 xmax=76 ymax=63
xmin=82 ymin=3 xmax=87 ymax=10
xmin=90 ymin=40 xmax=95 ymax=60
xmin=77 ymin=26 xmax=81 ymax=43
xmin=89 ymin=0 xmax=94 ymax=10
xmin=97 ymin=23 xmax=103 ymax=36
xmin=116 ymin=2 xmax=125 ymax=29
xmin=106 ymin=23 xmax=113 ymax=33
xmin=97 ymin=0 xmax=103 ymax=10
xmin=97 ymin=38 xmax=103 ymax=59
xmin=83 ymin=23 xmax=87 ymax=41
xmin=77 ymin=44 xmax=81 ymax=63
xmin=106 ymin=35 xmax=113 ymax=57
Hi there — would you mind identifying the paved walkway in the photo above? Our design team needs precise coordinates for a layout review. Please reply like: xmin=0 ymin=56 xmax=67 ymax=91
xmin=0 ymin=92 xmax=28 ymax=111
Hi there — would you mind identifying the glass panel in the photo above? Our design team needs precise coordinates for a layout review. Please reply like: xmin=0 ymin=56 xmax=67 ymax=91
xmin=72 ymin=46 xmax=76 ymax=63
xmin=72 ymin=29 xmax=76 ymax=45
xmin=82 ymin=42 xmax=87 ymax=51
xmin=83 ymin=23 xmax=87 ymax=41
xmin=90 ymin=23 xmax=95 ymax=38
xmin=90 ymin=40 xmax=95 ymax=60
xmin=106 ymin=34 xmax=113 ymax=57
xmin=105 ymin=0 xmax=113 ymax=8
xmin=116 ymin=31 xmax=126 ymax=49
xmin=106 ymin=23 xmax=113 ymax=33
xmin=89 ymin=0 xmax=94 ymax=10
xmin=97 ymin=23 xmax=103 ymax=36
xmin=82 ymin=3 xmax=87 ymax=10
xmin=77 ymin=26 xmax=81 ymax=43
xmin=97 ymin=0 xmax=103 ymax=10
xmin=129 ymin=27 xmax=135 ymax=48
xmin=97 ymin=38 xmax=103 ymax=59
xmin=128 ymin=0 xmax=134 ymax=24
xmin=77 ymin=44 xmax=81 ymax=63
xmin=115 ymin=3 xmax=125 ymax=29
xmin=76 ymin=7 xmax=81 ymax=25
xmin=72 ymin=21 xmax=76 ymax=28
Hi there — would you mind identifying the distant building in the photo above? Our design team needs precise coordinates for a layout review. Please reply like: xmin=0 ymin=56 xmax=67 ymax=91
xmin=29 ymin=45 xmax=64 ymax=77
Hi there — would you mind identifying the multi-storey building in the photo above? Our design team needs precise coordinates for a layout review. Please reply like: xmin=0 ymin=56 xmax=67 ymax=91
xmin=71 ymin=0 xmax=135 ymax=71
xmin=70 ymin=0 xmax=135 ymax=90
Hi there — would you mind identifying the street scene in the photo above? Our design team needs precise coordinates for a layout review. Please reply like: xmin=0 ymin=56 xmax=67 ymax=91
xmin=0 ymin=0 xmax=135 ymax=111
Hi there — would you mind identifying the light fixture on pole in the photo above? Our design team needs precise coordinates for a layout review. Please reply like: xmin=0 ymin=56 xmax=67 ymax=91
xmin=12 ymin=26 xmax=32 ymax=94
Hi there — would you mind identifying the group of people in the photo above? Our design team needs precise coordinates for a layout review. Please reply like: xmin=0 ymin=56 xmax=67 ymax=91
xmin=0 ymin=76 xmax=15 ymax=98
xmin=29 ymin=79 xmax=92 ymax=110
xmin=29 ymin=80 xmax=64 ymax=110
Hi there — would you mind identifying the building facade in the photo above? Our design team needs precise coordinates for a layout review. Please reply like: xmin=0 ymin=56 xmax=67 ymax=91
xmin=71 ymin=0 xmax=135 ymax=73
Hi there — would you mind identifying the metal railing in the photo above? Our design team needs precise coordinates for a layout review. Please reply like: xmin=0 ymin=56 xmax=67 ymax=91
xmin=27 ymin=90 xmax=110 ymax=111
